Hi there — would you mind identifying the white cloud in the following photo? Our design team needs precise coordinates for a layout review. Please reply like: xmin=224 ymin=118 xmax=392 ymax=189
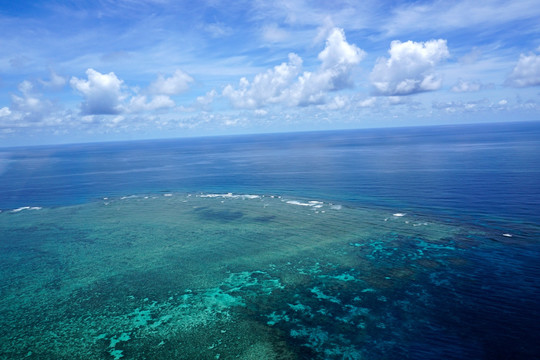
xmin=149 ymin=69 xmax=193 ymax=95
xmin=358 ymin=97 xmax=377 ymax=107
xmin=108 ymin=115 xmax=125 ymax=127
xmin=40 ymin=70 xmax=66 ymax=89
xmin=70 ymin=69 xmax=126 ymax=115
xmin=223 ymin=28 xmax=365 ymax=109
xmin=223 ymin=53 xmax=303 ymax=108
xmin=318 ymin=95 xmax=348 ymax=110
xmin=196 ymin=89 xmax=218 ymax=107
xmin=69 ymin=68 xmax=194 ymax=115
xmin=432 ymin=99 xmax=491 ymax=113
xmin=286 ymin=69 xmax=327 ymax=106
xmin=388 ymin=96 xmax=407 ymax=105
xmin=451 ymin=79 xmax=483 ymax=92
xmin=261 ymin=23 xmax=289 ymax=43
xmin=18 ymin=80 xmax=34 ymax=94
xmin=370 ymin=39 xmax=450 ymax=96
xmin=0 ymin=107 xmax=11 ymax=117
xmin=317 ymin=28 xmax=366 ymax=89
xmin=505 ymin=53 xmax=540 ymax=87
xmin=128 ymin=95 xmax=175 ymax=112
xmin=0 ymin=80 xmax=60 ymax=128
xmin=313 ymin=16 xmax=336 ymax=45
xmin=11 ymin=93 xmax=43 ymax=114
xmin=516 ymin=99 xmax=540 ymax=111
xmin=11 ymin=80 xmax=52 ymax=116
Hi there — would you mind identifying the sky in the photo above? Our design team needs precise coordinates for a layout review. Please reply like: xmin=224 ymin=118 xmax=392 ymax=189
xmin=1 ymin=0 xmax=540 ymax=146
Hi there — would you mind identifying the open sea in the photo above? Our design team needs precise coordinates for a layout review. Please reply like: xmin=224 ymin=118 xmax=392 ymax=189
xmin=1 ymin=121 xmax=539 ymax=359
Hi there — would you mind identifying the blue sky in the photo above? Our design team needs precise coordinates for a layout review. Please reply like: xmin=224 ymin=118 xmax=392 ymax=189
xmin=1 ymin=0 xmax=540 ymax=146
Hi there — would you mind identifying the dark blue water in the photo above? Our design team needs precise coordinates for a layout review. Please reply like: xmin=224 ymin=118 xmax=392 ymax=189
xmin=2 ymin=121 xmax=540 ymax=226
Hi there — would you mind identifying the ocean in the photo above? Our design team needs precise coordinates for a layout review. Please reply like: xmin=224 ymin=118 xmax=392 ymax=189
xmin=1 ymin=121 xmax=539 ymax=359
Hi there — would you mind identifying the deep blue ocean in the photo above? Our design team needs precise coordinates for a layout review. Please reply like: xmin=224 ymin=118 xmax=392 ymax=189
xmin=2 ymin=121 xmax=540 ymax=225
xmin=1 ymin=121 xmax=539 ymax=359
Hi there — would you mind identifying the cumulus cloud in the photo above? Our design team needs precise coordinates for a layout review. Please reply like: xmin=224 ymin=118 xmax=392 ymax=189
xmin=254 ymin=109 xmax=268 ymax=116
xmin=318 ymin=95 xmax=348 ymax=110
xmin=128 ymin=95 xmax=175 ymax=112
xmin=451 ymin=79 xmax=483 ymax=92
xmin=40 ymin=70 xmax=66 ymax=89
xmin=223 ymin=53 xmax=303 ymax=108
xmin=0 ymin=107 xmax=11 ymax=117
xmin=223 ymin=28 xmax=365 ymax=109
xmin=11 ymin=80 xmax=52 ymax=116
xmin=70 ymin=69 xmax=126 ymax=115
xmin=69 ymin=68 xmax=197 ymax=115
xmin=290 ymin=28 xmax=365 ymax=106
xmin=18 ymin=80 xmax=34 ymax=94
xmin=370 ymin=39 xmax=450 ymax=96
xmin=196 ymin=89 xmax=218 ymax=109
xmin=358 ymin=97 xmax=377 ymax=107
xmin=11 ymin=93 xmax=43 ymax=114
xmin=0 ymin=80 xmax=58 ymax=127
xmin=505 ymin=53 xmax=540 ymax=87
xmin=318 ymin=28 xmax=365 ymax=85
xmin=149 ymin=69 xmax=193 ymax=95
xmin=387 ymin=96 xmax=404 ymax=105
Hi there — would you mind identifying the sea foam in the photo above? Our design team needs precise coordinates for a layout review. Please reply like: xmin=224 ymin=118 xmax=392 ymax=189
xmin=286 ymin=200 xmax=324 ymax=208
xmin=197 ymin=193 xmax=261 ymax=200
xmin=11 ymin=206 xmax=42 ymax=213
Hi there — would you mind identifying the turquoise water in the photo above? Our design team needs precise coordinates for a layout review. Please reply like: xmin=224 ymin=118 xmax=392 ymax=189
xmin=1 ymin=123 xmax=540 ymax=359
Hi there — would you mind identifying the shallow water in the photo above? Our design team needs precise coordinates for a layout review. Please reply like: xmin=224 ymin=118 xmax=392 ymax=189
xmin=1 ymin=193 xmax=539 ymax=359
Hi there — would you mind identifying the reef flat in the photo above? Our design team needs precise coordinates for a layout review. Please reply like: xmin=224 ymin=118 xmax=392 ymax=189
xmin=2 ymin=193 xmax=538 ymax=359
